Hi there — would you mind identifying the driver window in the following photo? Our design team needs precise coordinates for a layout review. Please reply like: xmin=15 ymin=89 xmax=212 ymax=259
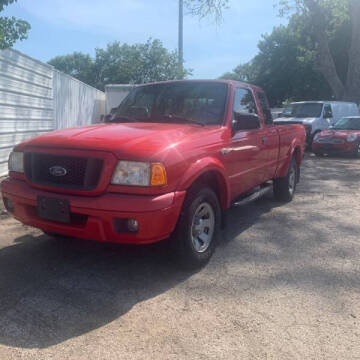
xmin=323 ymin=104 xmax=333 ymax=118
xmin=233 ymin=88 xmax=257 ymax=115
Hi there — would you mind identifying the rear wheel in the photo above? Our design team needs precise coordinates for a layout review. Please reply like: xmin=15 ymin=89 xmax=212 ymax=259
xmin=273 ymin=157 xmax=298 ymax=202
xmin=171 ymin=187 xmax=220 ymax=269
xmin=314 ymin=151 xmax=324 ymax=157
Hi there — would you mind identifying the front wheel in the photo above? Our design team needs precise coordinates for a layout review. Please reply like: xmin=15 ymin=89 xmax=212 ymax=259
xmin=273 ymin=157 xmax=298 ymax=202
xmin=352 ymin=142 xmax=360 ymax=158
xmin=171 ymin=187 xmax=221 ymax=269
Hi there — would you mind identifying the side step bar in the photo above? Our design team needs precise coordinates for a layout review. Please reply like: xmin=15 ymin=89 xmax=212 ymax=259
xmin=232 ymin=183 xmax=272 ymax=207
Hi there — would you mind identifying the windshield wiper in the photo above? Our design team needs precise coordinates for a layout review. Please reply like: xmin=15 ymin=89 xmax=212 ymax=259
xmin=161 ymin=115 xmax=205 ymax=126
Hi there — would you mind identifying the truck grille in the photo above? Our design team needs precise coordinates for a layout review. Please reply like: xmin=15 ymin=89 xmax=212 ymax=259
xmin=24 ymin=152 xmax=103 ymax=190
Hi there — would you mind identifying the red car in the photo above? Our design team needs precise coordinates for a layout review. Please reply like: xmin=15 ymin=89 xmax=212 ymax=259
xmin=312 ymin=116 xmax=360 ymax=157
xmin=2 ymin=80 xmax=305 ymax=267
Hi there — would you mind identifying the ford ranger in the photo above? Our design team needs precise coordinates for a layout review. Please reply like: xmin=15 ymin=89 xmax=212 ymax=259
xmin=2 ymin=80 xmax=306 ymax=267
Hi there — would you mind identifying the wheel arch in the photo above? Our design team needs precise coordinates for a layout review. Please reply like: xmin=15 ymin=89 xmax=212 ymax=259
xmin=276 ymin=141 xmax=303 ymax=179
xmin=177 ymin=158 xmax=231 ymax=209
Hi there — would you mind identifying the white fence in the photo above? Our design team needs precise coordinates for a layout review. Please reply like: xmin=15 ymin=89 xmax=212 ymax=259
xmin=0 ymin=49 xmax=105 ymax=176
xmin=54 ymin=70 xmax=105 ymax=129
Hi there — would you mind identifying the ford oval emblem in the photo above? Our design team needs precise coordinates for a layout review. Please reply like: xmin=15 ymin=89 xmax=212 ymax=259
xmin=49 ymin=166 xmax=67 ymax=177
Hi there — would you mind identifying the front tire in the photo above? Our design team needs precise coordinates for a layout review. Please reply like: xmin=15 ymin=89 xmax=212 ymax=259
xmin=352 ymin=142 xmax=360 ymax=158
xmin=273 ymin=157 xmax=298 ymax=202
xmin=171 ymin=187 xmax=221 ymax=269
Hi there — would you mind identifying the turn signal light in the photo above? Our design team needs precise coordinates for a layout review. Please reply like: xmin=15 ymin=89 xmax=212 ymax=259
xmin=150 ymin=163 xmax=167 ymax=186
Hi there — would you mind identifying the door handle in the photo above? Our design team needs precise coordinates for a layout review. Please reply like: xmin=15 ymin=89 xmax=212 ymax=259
xmin=262 ymin=137 xmax=268 ymax=144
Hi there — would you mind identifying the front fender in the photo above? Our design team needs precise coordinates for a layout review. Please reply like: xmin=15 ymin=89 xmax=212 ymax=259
xmin=177 ymin=156 xmax=231 ymax=209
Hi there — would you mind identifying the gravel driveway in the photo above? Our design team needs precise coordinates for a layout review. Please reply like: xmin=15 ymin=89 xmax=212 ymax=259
xmin=0 ymin=154 xmax=359 ymax=359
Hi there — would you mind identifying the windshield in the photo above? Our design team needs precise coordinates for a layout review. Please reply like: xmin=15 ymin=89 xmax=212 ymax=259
xmin=282 ymin=103 xmax=323 ymax=118
xmin=333 ymin=117 xmax=360 ymax=130
xmin=108 ymin=82 xmax=228 ymax=126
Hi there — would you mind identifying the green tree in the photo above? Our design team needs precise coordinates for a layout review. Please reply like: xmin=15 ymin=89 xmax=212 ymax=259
xmin=48 ymin=52 xmax=96 ymax=86
xmin=193 ymin=0 xmax=360 ymax=103
xmin=0 ymin=0 xmax=30 ymax=49
xmin=49 ymin=39 xmax=191 ymax=90
xmin=278 ymin=0 xmax=359 ymax=102
xmin=221 ymin=17 xmax=335 ymax=106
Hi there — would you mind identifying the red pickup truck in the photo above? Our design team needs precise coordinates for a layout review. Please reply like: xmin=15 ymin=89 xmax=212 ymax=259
xmin=2 ymin=80 xmax=305 ymax=267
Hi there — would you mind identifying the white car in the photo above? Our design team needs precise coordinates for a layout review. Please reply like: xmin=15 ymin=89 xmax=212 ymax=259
xmin=274 ymin=101 xmax=359 ymax=145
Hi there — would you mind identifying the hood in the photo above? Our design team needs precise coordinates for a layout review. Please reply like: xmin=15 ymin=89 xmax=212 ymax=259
xmin=275 ymin=117 xmax=317 ymax=124
xmin=20 ymin=122 xmax=215 ymax=160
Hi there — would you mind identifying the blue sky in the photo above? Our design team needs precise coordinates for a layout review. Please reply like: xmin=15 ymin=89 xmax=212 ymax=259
xmin=3 ymin=0 xmax=286 ymax=78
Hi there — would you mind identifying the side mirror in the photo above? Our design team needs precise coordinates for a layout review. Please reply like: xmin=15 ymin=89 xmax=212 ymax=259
xmin=232 ymin=112 xmax=260 ymax=132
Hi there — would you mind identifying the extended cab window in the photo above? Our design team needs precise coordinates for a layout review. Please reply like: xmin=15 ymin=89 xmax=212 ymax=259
xmin=258 ymin=92 xmax=273 ymax=125
xmin=110 ymin=82 xmax=228 ymax=126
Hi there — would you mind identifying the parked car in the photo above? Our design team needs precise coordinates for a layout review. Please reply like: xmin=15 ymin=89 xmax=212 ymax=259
xmin=2 ymin=80 xmax=306 ymax=268
xmin=274 ymin=101 xmax=359 ymax=145
xmin=271 ymin=108 xmax=284 ymax=120
xmin=312 ymin=116 xmax=360 ymax=157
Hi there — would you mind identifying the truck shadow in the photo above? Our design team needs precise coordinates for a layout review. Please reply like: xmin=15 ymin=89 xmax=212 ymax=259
xmin=0 ymin=196 xmax=283 ymax=349
xmin=0 ymin=235 xmax=192 ymax=348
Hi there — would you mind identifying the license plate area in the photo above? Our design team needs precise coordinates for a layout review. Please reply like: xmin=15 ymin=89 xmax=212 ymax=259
xmin=37 ymin=196 xmax=70 ymax=223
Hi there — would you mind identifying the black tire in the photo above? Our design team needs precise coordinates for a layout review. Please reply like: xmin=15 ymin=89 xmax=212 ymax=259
xmin=273 ymin=157 xmax=298 ymax=202
xmin=308 ymin=131 xmax=320 ymax=148
xmin=314 ymin=151 xmax=324 ymax=157
xmin=352 ymin=142 xmax=360 ymax=158
xmin=171 ymin=187 xmax=221 ymax=269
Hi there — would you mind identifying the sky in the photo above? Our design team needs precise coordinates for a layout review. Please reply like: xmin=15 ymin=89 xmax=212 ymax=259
xmin=3 ymin=0 xmax=286 ymax=79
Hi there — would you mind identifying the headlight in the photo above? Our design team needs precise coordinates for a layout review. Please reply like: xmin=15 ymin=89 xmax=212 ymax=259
xmin=8 ymin=151 xmax=24 ymax=173
xmin=346 ymin=133 xmax=357 ymax=142
xmin=111 ymin=161 xmax=167 ymax=186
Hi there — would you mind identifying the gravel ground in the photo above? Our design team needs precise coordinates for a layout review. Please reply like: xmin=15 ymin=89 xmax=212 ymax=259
xmin=0 ymin=154 xmax=359 ymax=360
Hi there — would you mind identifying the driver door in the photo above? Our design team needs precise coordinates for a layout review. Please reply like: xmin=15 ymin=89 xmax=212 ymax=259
xmin=223 ymin=87 xmax=267 ymax=199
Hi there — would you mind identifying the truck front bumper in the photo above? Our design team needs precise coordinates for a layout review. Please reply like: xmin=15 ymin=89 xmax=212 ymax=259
xmin=1 ymin=178 xmax=186 ymax=244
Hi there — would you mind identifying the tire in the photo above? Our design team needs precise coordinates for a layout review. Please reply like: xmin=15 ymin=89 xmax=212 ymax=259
xmin=171 ymin=187 xmax=221 ymax=269
xmin=314 ymin=151 xmax=324 ymax=157
xmin=308 ymin=131 xmax=320 ymax=149
xmin=352 ymin=142 xmax=360 ymax=158
xmin=273 ymin=157 xmax=298 ymax=202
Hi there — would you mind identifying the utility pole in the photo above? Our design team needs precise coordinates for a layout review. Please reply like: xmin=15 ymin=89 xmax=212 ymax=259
xmin=178 ymin=0 xmax=184 ymax=75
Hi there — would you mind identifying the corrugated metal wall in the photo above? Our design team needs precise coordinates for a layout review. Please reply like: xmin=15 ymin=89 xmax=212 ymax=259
xmin=0 ymin=49 xmax=54 ymax=176
xmin=0 ymin=49 xmax=105 ymax=176
xmin=54 ymin=70 xmax=105 ymax=129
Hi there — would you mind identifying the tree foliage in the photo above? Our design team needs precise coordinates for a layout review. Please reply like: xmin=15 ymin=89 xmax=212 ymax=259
xmin=0 ymin=0 xmax=30 ymax=49
xmin=185 ymin=0 xmax=229 ymax=22
xmin=221 ymin=11 xmax=349 ymax=106
xmin=49 ymin=39 xmax=191 ymax=90
xmin=277 ymin=0 xmax=360 ymax=102
xmin=196 ymin=0 xmax=360 ymax=103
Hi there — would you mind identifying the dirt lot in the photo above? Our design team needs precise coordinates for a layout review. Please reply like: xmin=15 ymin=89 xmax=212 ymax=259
xmin=0 ymin=154 xmax=359 ymax=360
